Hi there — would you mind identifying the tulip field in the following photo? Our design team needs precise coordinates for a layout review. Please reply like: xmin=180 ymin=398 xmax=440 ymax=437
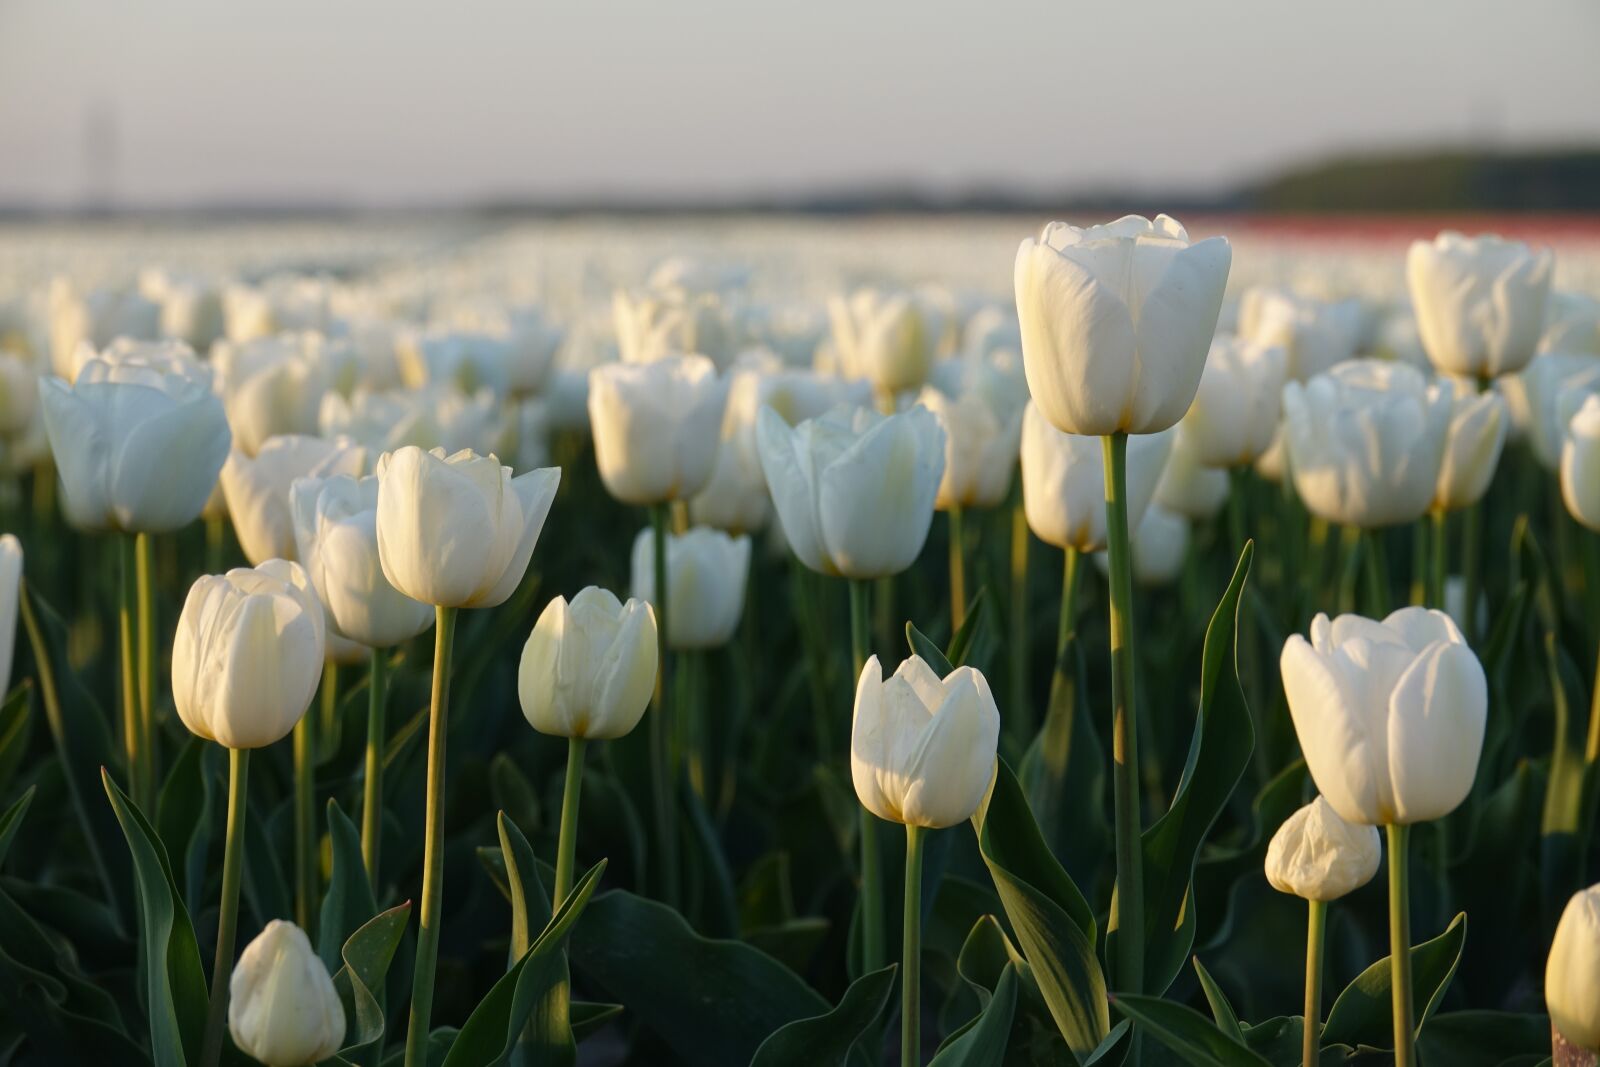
xmin=4 ymin=213 xmax=1600 ymax=1067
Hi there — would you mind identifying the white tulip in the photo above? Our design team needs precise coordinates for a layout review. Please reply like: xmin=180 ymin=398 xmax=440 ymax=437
xmin=374 ymin=446 xmax=559 ymax=609
xmin=228 ymin=920 xmax=345 ymax=1067
xmin=1019 ymin=402 xmax=1172 ymax=553
xmin=1516 ymin=352 xmax=1600 ymax=468
xmin=397 ymin=328 xmax=512 ymax=396
xmin=1407 ymin=231 xmax=1552 ymax=379
xmin=1541 ymin=292 xmax=1600 ymax=356
xmin=828 ymin=289 xmax=932 ymax=395
xmin=589 ymin=354 xmax=726 ymax=505
xmin=0 ymin=535 xmax=19 ymax=697
xmin=1236 ymin=288 xmax=1361 ymax=383
xmin=320 ymin=385 xmax=509 ymax=458
xmin=38 ymin=347 xmax=231 ymax=533
xmin=756 ymin=403 xmax=945 ymax=579
xmin=47 ymin=280 xmax=160 ymax=378
xmin=851 ymin=654 xmax=1000 ymax=829
xmin=1129 ymin=504 xmax=1189 ymax=586
xmin=1264 ymin=795 xmax=1382 ymax=902
xmin=630 ymin=526 xmax=750 ymax=650
xmin=172 ymin=560 xmax=326 ymax=749
xmin=1281 ymin=607 xmax=1486 ymax=826
xmin=1433 ymin=380 xmax=1508 ymax=512
xmin=213 ymin=334 xmax=336 ymax=457
xmin=1153 ymin=428 xmax=1230 ymax=521
xmin=916 ymin=384 xmax=1023 ymax=511
xmin=614 ymin=288 xmax=741 ymax=370
xmin=1283 ymin=360 xmax=1451 ymax=527
xmin=221 ymin=435 xmax=366 ymax=566
xmin=1180 ymin=335 xmax=1287 ymax=467
xmin=1015 ymin=214 xmax=1230 ymax=436
xmin=1562 ymin=393 xmax=1600 ymax=532
xmin=519 ymin=586 xmax=658 ymax=740
xmin=1547 ymin=883 xmax=1600 ymax=1051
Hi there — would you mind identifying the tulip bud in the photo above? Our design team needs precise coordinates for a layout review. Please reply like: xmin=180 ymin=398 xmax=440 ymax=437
xmin=221 ymin=434 xmax=366 ymax=566
xmin=396 ymin=328 xmax=512 ymax=396
xmin=1236 ymin=288 xmax=1361 ymax=383
xmin=0 ymin=534 xmax=19 ymax=697
xmin=374 ymin=446 xmax=560 ymax=609
xmin=213 ymin=334 xmax=335 ymax=457
xmin=1015 ymin=214 xmax=1230 ymax=436
xmin=228 ymin=920 xmax=346 ymax=1067
xmin=1432 ymin=379 xmax=1508 ymax=513
xmin=1519 ymin=353 xmax=1600 ymax=468
xmin=1180 ymin=335 xmax=1287 ymax=467
xmin=1280 ymin=607 xmax=1486 ymax=826
xmin=1264 ymin=796 xmax=1382 ymax=902
xmin=630 ymin=526 xmax=750 ymax=650
xmin=1563 ymin=393 xmax=1600 ymax=532
xmin=615 ymin=288 xmax=741 ymax=370
xmin=1153 ymin=429 xmax=1230 ymax=521
xmin=1547 ymin=883 xmax=1600 ymax=1051
xmin=851 ymin=654 xmax=1000 ymax=828
xmin=827 ymin=289 xmax=932 ymax=395
xmin=588 ymin=354 xmax=727 ymax=505
xmin=1407 ymin=232 xmax=1553 ymax=379
xmin=1019 ymin=402 xmax=1171 ymax=553
xmin=172 ymin=560 xmax=326 ymax=749
xmin=519 ymin=586 xmax=658 ymax=740
xmin=916 ymin=384 xmax=1023 ymax=511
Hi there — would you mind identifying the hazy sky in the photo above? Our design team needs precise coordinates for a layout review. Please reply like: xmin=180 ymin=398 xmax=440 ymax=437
xmin=3 ymin=0 xmax=1598 ymax=207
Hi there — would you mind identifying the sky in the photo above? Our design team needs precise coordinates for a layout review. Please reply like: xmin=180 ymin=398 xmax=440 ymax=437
xmin=2 ymin=0 xmax=1598 ymax=208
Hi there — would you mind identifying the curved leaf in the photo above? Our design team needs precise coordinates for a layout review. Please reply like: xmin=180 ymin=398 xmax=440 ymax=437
xmin=1110 ymin=994 xmax=1271 ymax=1067
xmin=1192 ymin=957 xmax=1244 ymax=1043
xmin=928 ymin=962 xmax=1018 ymax=1067
xmin=333 ymin=901 xmax=413 ymax=1054
xmin=1321 ymin=912 xmax=1467 ymax=1050
xmin=319 ymin=799 xmax=378 ymax=973
xmin=0 ymin=788 xmax=36 ymax=870
xmin=749 ymin=964 xmax=896 ymax=1067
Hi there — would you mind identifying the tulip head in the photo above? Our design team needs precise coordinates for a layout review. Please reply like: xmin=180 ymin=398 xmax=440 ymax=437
xmin=1562 ymin=393 xmax=1600 ymax=532
xmin=917 ymin=383 xmax=1023 ymax=511
xmin=1236 ymin=288 xmax=1362 ymax=383
xmin=588 ymin=354 xmax=727 ymax=505
xmin=1020 ymin=401 xmax=1172 ymax=552
xmin=851 ymin=654 xmax=1000 ymax=829
xmin=1547 ymin=883 xmax=1600 ymax=1051
xmin=630 ymin=526 xmax=751 ymax=650
xmin=1015 ymin=214 xmax=1230 ymax=436
xmin=1180 ymin=335 xmax=1288 ymax=467
xmin=1280 ymin=607 xmax=1486 ymax=826
xmin=228 ymin=920 xmax=346 ymax=1067
xmin=1433 ymin=380 xmax=1508 ymax=512
xmin=1153 ymin=428 xmax=1230 ymax=521
xmin=1407 ymin=231 xmax=1553 ymax=379
xmin=172 ymin=560 xmax=326 ymax=749
xmin=519 ymin=586 xmax=658 ymax=740
xmin=221 ymin=434 xmax=366 ymax=566
xmin=1264 ymin=795 xmax=1382 ymax=902
xmin=827 ymin=289 xmax=932 ymax=395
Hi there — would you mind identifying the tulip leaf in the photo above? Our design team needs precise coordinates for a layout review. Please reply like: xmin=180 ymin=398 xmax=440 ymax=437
xmin=1539 ymin=632 xmax=1589 ymax=919
xmin=906 ymin=621 xmax=957 ymax=677
xmin=1018 ymin=624 xmax=1105 ymax=889
xmin=0 ymin=787 xmax=35 ymax=871
xmin=1191 ymin=957 xmax=1244 ymax=1043
xmin=332 ymin=900 xmax=413 ymax=1054
xmin=157 ymin=737 xmax=219 ymax=912
xmin=570 ymin=1001 xmax=624 ymax=1041
xmin=1109 ymin=994 xmax=1272 ymax=1067
xmin=1414 ymin=1010 xmax=1553 ymax=1065
xmin=748 ymin=963 xmax=896 ymax=1067
xmin=0 ymin=914 xmax=151 ymax=1066
xmin=566 ymin=887 xmax=835 ymax=1067
xmin=319 ymin=799 xmax=378 ymax=974
xmin=1127 ymin=541 xmax=1255 ymax=995
xmin=973 ymin=758 xmax=1109 ymax=1053
xmin=0 ymin=683 xmax=32 ymax=798
xmin=928 ymin=960 xmax=1018 ymax=1067
xmin=440 ymin=858 xmax=605 ymax=1067
xmin=946 ymin=587 xmax=988 ymax=668
xmin=494 ymin=811 xmax=577 ymax=1066
xmin=103 ymin=768 xmax=210 ymax=1067
xmin=1320 ymin=911 xmax=1467 ymax=1050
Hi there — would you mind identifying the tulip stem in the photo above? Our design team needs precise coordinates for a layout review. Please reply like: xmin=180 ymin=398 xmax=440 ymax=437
xmin=118 ymin=536 xmax=146 ymax=812
xmin=902 ymin=823 xmax=925 ymax=1067
xmin=1386 ymin=822 xmax=1416 ymax=1067
xmin=1427 ymin=510 xmax=1448 ymax=610
xmin=1008 ymin=496 xmax=1030 ymax=741
xmin=135 ymin=532 xmax=157 ymax=809
xmin=850 ymin=578 xmax=887 ymax=981
xmin=1363 ymin=528 xmax=1390 ymax=617
xmin=362 ymin=647 xmax=387 ymax=884
xmin=554 ymin=737 xmax=587 ymax=910
xmin=948 ymin=506 xmax=967 ymax=634
xmin=648 ymin=503 xmax=679 ymax=908
xmin=293 ymin=704 xmax=316 ymax=934
xmin=1461 ymin=502 xmax=1483 ymax=644
xmin=200 ymin=747 xmax=249 ymax=1067
xmin=1303 ymin=898 xmax=1326 ymax=1067
xmin=205 ymin=511 xmax=225 ymax=574
xmin=405 ymin=605 xmax=457 ymax=1067
xmin=1102 ymin=433 xmax=1146 ymax=1008
xmin=1058 ymin=545 xmax=1081 ymax=652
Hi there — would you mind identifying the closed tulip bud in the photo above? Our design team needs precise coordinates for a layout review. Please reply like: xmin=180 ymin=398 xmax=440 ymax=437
xmin=290 ymin=473 xmax=434 ymax=648
xmin=630 ymin=526 xmax=750 ymax=649
xmin=1264 ymin=796 xmax=1382 ymax=902
xmin=38 ymin=346 xmax=231 ymax=533
xmin=214 ymin=334 xmax=334 ymax=457
xmin=1561 ymin=393 xmax=1600 ymax=532
xmin=375 ymin=446 xmax=559 ymax=609
xmin=828 ymin=289 xmax=932 ymax=395
xmin=851 ymin=654 xmax=1000 ymax=828
xmin=756 ymin=403 xmax=944 ymax=578
xmin=1407 ymin=231 xmax=1553 ymax=379
xmin=1433 ymin=380 xmax=1508 ymax=512
xmin=396 ymin=329 xmax=512 ymax=396
xmin=221 ymin=435 xmax=366 ymax=566
xmin=1283 ymin=360 xmax=1452 ymax=528
xmin=518 ymin=586 xmax=658 ymax=740
xmin=588 ymin=354 xmax=727 ymax=504
xmin=1153 ymin=429 xmax=1230 ymax=521
xmin=1020 ymin=401 xmax=1172 ymax=552
xmin=1180 ymin=335 xmax=1288 ymax=467
xmin=228 ymin=920 xmax=345 ymax=1067
xmin=172 ymin=560 xmax=326 ymax=749
xmin=1015 ymin=214 xmax=1230 ymax=436
xmin=1281 ymin=608 xmax=1486 ymax=826
xmin=1546 ymin=883 xmax=1600 ymax=1051
xmin=1236 ymin=288 xmax=1361 ymax=383
xmin=917 ymin=384 xmax=1023 ymax=510
xmin=0 ymin=535 xmax=18 ymax=696
xmin=1519 ymin=352 xmax=1600 ymax=468
xmin=615 ymin=288 xmax=742 ymax=370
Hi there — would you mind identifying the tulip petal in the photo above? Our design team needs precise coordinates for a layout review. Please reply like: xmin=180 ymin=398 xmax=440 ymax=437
xmin=1386 ymin=641 xmax=1486 ymax=823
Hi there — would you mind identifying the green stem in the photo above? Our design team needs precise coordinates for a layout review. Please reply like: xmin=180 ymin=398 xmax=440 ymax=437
xmin=948 ymin=506 xmax=966 ymax=634
xmin=200 ymin=747 xmax=249 ymax=1067
xmin=648 ymin=503 xmax=679 ymax=908
xmin=362 ymin=648 xmax=387 ymax=884
xmin=320 ymin=660 xmax=339 ymax=752
xmin=1101 ymin=433 xmax=1145 ymax=1001
xmin=1428 ymin=510 xmax=1448 ymax=610
xmin=293 ymin=695 xmax=317 ymax=933
xmin=1589 ymin=631 xmax=1600 ymax=765
xmin=205 ymin=512 xmax=225 ymax=574
xmin=118 ymin=536 xmax=144 ymax=812
xmin=850 ymin=578 xmax=886 ymax=979
xmin=1363 ymin=528 xmax=1390 ymax=617
xmin=1057 ymin=545 xmax=1081 ymax=653
xmin=902 ymin=824 xmax=925 ymax=1067
xmin=1461 ymin=501 xmax=1483 ymax=644
xmin=1409 ymin=520 xmax=1428 ymax=608
xmin=135 ymin=532 xmax=156 ymax=808
xmin=1008 ymin=497 xmax=1030 ymax=738
xmin=404 ymin=605 xmax=457 ymax=1067
xmin=1387 ymin=823 xmax=1415 ymax=1067
xmin=553 ymin=737 xmax=587 ymax=910
xmin=1303 ymin=898 xmax=1326 ymax=1067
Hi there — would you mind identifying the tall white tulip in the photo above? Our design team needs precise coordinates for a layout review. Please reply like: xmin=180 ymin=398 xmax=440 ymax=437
xmin=1282 ymin=360 xmax=1452 ymax=527
xmin=0 ymin=535 xmax=19 ymax=697
xmin=1019 ymin=402 xmax=1172 ymax=552
xmin=172 ymin=560 xmax=326 ymax=750
xmin=588 ymin=354 xmax=727 ymax=504
xmin=228 ymin=920 xmax=346 ymax=1067
xmin=518 ymin=586 xmax=658 ymax=740
xmin=827 ymin=289 xmax=932 ymax=397
xmin=1265 ymin=796 xmax=1382 ymax=902
xmin=630 ymin=526 xmax=751 ymax=650
xmin=1014 ymin=214 xmax=1230 ymax=436
xmin=1547 ymin=883 xmax=1600 ymax=1051
xmin=1280 ymin=608 xmax=1486 ymax=826
xmin=220 ymin=434 xmax=366 ymax=566
xmin=1407 ymin=231 xmax=1553 ymax=379
xmin=1180 ymin=335 xmax=1288 ymax=467
xmin=756 ymin=403 xmax=945 ymax=579
xmin=1433 ymin=380 xmax=1508 ymax=512
xmin=917 ymin=383 xmax=1023 ymax=511
xmin=374 ymin=446 xmax=560 ymax=609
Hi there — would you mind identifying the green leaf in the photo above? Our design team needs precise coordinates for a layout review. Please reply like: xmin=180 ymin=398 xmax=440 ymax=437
xmin=0 ymin=788 xmax=35 ymax=870
xmin=570 ymin=1001 xmax=623 ymax=1042
xmin=319 ymin=799 xmax=378 ymax=974
xmin=973 ymin=759 xmax=1108 ymax=1053
xmin=495 ymin=811 xmax=574 ymax=1067
xmin=1192 ymin=957 xmax=1244 ymax=1043
xmin=1321 ymin=911 xmax=1468 ymax=1050
xmin=102 ymin=768 xmax=209 ymax=1067
xmin=946 ymin=588 xmax=988 ymax=668
xmin=906 ymin=621 xmax=957 ymax=677
xmin=0 ymin=684 xmax=32 ymax=798
xmin=1109 ymin=994 xmax=1272 ymax=1067
xmin=332 ymin=901 xmax=413 ymax=1054
xmin=749 ymin=964 xmax=896 ymax=1067
xmin=1416 ymin=1011 xmax=1553 ymax=1065
xmin=928 ymin=961 xmax=1018 ymax=1067
xmin=157 ymin=737 xmax=218 ymax=911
